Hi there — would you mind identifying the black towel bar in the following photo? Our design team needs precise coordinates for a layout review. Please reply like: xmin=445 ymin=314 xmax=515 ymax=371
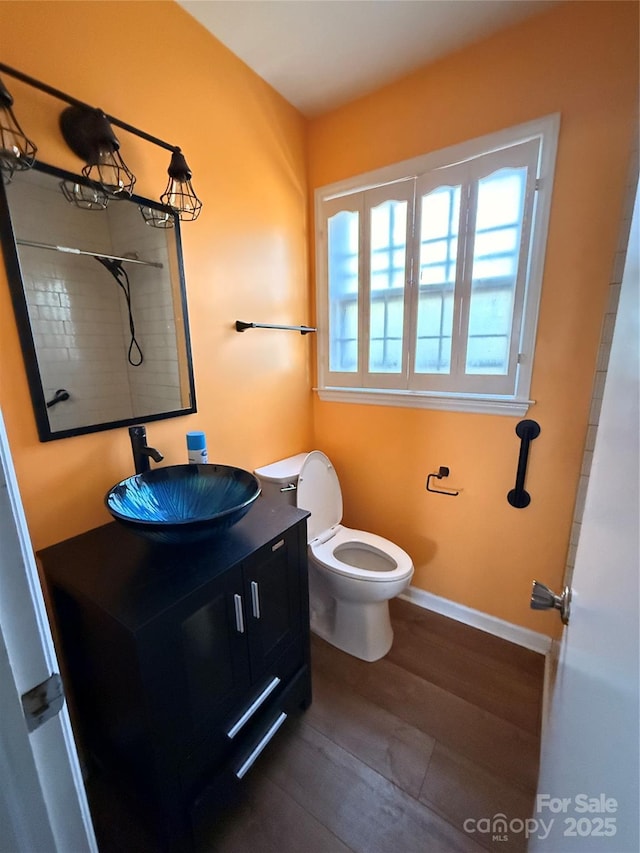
xmin=235 ymin=321 xmax=316 ymax=335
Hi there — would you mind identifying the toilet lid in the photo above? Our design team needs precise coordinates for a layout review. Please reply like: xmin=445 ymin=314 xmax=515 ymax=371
xmin=296 ymin=451 xmax=343 ymax=542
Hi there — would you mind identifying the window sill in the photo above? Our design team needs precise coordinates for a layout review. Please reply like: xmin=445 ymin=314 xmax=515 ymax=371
xmin=316 ymin=387 xmax=534 ymax=417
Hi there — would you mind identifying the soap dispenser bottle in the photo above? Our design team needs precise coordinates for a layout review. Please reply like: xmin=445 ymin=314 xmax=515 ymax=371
xmin=186 ymin=431 xmax=208 ymax=465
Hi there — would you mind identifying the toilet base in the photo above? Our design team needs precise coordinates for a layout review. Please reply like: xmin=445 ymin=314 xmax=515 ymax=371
xmin=311 ymin=599 xmax=394 ymax=662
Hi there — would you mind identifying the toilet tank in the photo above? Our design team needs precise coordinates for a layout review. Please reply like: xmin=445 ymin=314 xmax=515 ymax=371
xmin=254 ymin=453 xmax=309 ymax=506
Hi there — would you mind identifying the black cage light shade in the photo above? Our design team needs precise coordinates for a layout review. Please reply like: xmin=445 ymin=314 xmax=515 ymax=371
xmin=139 ymin=203 xmax=175 ymax=229
xmin=59 ymin=178 xmax=109 ymax=210
xmin=59 ymin=105 xmax=136 ymax=198
xmin=0 ymin=76 xmax=37 ymax=181
xmin=161 ymin=149 xmax=202 ymax=221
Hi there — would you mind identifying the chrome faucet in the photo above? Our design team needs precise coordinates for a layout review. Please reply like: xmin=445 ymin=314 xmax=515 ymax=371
xmin=129 ymin=425 xmax=164 ymax=475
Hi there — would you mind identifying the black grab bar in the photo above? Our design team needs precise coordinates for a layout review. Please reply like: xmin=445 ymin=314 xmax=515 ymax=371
xmin=507 ymin=419 xmax=541 ymax=508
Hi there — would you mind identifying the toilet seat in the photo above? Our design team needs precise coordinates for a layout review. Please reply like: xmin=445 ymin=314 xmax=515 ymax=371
xmin=310 ymin=524 xmax=413 ymax=583
xmin=296 ymin=450 xmax=343 ymax=542
xmin=297 ymin=451 xmax=413 ymax=583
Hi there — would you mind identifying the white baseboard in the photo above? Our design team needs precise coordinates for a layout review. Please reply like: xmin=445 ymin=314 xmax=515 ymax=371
xmin=399 ymin=586 xmax=552 ymax=655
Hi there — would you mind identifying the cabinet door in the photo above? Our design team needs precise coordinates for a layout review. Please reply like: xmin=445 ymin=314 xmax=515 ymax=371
xmin=243 ymin=529 xmax=303 ymax=678
xmin=140 ymin=563 xmax=252 ymax=749
xmin=180 ymin=568 xmax=252 ymax=731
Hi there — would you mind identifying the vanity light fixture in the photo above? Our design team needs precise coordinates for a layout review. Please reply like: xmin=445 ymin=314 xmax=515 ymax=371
xmin=0 ymin=75 xmax=37 ymax=182
xmin=0 ymin=63 xmax=203 ymax=221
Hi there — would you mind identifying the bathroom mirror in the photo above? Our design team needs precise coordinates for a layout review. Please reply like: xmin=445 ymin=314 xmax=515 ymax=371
xmin=0 ymin=162 xmax=196 ymax=441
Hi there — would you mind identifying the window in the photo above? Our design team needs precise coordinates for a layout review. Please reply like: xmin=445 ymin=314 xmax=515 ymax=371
xmin=315 ymin=116 xmax=559 ymax=415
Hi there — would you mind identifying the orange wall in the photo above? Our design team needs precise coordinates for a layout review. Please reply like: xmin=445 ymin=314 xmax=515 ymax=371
xmin=1 ymin=1 xmax=637 ymax=639
xmin=307 ymin=1 xmax=638 ymax=635
xmin=0 ymin=1 xmax=312 ymax=550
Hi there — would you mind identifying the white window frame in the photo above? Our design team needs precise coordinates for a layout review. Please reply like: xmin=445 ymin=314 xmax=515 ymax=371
xmin=314 ymin=115 xmax=560 ymax=416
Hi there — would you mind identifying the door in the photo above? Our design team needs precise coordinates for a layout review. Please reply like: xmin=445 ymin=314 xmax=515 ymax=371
xmin=0 ymin=407 xmax=97 ymax=852
xmin=529 ymin=190 xmax=639 ymax=851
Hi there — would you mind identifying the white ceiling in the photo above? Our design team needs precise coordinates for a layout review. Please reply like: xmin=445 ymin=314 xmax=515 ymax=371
xmin=178 ymin=0 xmax=556 ymax=117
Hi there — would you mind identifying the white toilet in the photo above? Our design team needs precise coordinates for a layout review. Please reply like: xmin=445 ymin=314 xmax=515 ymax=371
xmin=254 ymin=451 xmax=414 ymax=662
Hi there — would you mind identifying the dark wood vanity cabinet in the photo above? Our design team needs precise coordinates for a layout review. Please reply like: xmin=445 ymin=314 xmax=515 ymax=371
xmin=38 ymin=499 xmax=311 ymax=851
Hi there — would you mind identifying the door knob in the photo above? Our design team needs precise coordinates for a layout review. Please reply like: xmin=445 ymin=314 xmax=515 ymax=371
xmin=530 ymin=580 xmax=571 ymax=625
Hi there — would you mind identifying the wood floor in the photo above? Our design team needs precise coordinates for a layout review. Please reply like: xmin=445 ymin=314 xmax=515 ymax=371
xmin=86 ymin=598 xmax=545 ymax=853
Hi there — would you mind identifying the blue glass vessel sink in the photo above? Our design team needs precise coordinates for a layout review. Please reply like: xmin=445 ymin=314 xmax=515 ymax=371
xmin=105 ymin=464 xmax=261 ymax=544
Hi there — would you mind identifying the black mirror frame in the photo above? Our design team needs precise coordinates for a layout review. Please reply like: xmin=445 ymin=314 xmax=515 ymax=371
xmin=0 ymin=161 xmax=197 ymax=441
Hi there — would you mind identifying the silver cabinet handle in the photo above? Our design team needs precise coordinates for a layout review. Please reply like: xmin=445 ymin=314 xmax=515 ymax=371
xmin=250 ymin=581 xmax=261 ymax=619
xmin=233 ymin=593 xmax=245 ymax=634
xmin=226 ymin=675 xmax=281 ymax=739
xmin=235 ymin=712 xmax=287 ymax=779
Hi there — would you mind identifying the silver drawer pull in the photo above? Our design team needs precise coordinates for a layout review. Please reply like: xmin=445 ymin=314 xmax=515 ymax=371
xmin=272 ymin=538 xmax=285 ymax=551
xmin=250 ymin=581 xmax=261 ymax=619
xmin=233 ymin=594 xmax=244 ymax=634
xmin=235 ymin=712 xmax=287 ymax=779
xmin=226 ymin=676 xmax=281 ymax=739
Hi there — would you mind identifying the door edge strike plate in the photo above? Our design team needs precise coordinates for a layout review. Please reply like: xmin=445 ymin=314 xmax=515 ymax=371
xmin=530 ymin=580 xmax=572 ymax=625
xmin=21 ymin=672 xmax=65 ymax=733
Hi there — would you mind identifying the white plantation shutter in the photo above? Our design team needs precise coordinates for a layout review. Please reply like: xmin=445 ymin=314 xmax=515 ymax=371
xmin=316 ymin=117 xmax=559 ymax=414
